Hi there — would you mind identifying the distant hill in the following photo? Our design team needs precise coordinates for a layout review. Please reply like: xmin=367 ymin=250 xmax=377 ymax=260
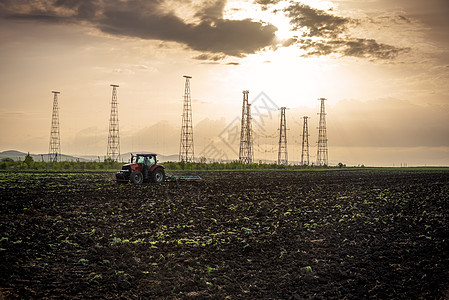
xmin=0 ymin=150 xmax=89 ymax=162
xmin=0 ymin=150 xmax=26 ymax=158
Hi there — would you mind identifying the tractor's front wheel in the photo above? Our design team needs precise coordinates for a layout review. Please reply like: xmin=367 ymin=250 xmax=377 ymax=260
xmin=152 ymin=168 xmax=165 ymax=183
xmin=130 ymin=171 xmax=144 ymax=184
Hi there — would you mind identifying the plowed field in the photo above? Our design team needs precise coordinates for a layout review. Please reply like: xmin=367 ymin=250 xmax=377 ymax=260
xmin=1 ymin=169 xmax=448 ymax=299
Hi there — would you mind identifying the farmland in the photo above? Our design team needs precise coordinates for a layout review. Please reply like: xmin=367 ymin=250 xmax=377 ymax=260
xmin=1 ymin=169 xmax=448 ymax=299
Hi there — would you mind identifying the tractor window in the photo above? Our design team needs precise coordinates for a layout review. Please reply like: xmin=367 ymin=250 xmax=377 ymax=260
xmin=136 ymin=156 xmax=145 ymax=164
xmin=148 ymin=156 xmax=156 ymax=166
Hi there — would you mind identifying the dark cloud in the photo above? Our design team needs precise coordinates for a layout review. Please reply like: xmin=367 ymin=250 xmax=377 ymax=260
xmin=193 ymin=53 xmax=240 ymax=65
xmin=253 ymin=0 xmax=281 ymax=11
xmin=254 ymin=0 xmax=281 ymax=4
xmin=298 ymin=38 xmax=410 ymax=60
xmin=0 ymin=0 xmax=278 ymax=57
xmin=283 ymin=3 xmax=409 ymax=60
xmin=53 ymin=0 xmax=100 ymax=19
xmin=282 ymin=37 xmax=297 ymax=47
xmin=98 ymin=3 xmax=277 ymax=56
xmin=343 ymin=39 xmax=410 ymax=59
xmin=194 ymin=0 xmax=227 ymax=21
xmin=398 ymin=15 xmax=411 ymax=23
xmin=0 ymin=0 xmax=101 ymax=20
xmin=193 ymin=53 xmax=226 ymax=61
xmin=0 ymin=0 xmax=411 ymax=61
xmin=284 ymin=3 xmax=350 ymax=39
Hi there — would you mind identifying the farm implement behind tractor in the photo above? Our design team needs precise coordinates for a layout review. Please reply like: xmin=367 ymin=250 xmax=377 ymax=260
xmin=115 ymin=153 xmax=201 ymax=184
xmin=165 ymin=174 xmax=202 ymax=182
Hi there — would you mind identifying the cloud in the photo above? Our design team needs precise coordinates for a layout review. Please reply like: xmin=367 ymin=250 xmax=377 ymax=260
xmin=193 ymin=53 xmax=226 ymax=61
xmin=194 ymin=0 xmax=227 ymax=21
xmin=0 ymin=0 xmax=411 ymax=61
xmin=282 ymin=3 xmax=409 ymax=60
xmin=0 ymin=0 xmax=278 ymax=57
xmin=253 ymin=0 xmax=281 ymax=11
xmin=284 ymin=3 xmax=350 ymax=39
xmin=298 ymin=38 xmax=410 ymax=60
xmin=342 ymin=38 xmax=409 ymax=59
xmin=0 ymin=0 xmax=100 ymax=20
xmin=254 ymin=0 xmax=281 ymax=5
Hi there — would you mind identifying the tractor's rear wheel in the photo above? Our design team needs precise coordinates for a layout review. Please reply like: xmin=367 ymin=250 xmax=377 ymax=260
xmin=152 ymin=168 xmax=165 ymax=183
xmin=130 ymin=171 xmax=144 ymax=184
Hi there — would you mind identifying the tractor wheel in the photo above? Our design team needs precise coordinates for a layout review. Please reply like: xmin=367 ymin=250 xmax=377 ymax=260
xmin=130 ymin=171 xmax=144 ymax=184
xmin=152 ymin=168 xmax=165 ymax=183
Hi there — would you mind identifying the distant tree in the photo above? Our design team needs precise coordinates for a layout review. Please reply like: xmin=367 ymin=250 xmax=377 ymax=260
xmin=23 ymin=153 xmax=34 ymax=168
xmin=338 ymin=162 xmax=346 ymax=168
xmin=179 ymin=160 xmax=185 ymax=170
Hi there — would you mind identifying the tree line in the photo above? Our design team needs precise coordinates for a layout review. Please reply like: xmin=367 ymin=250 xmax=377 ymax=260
xmin=0 ymin=154 xmax=346 ymax=171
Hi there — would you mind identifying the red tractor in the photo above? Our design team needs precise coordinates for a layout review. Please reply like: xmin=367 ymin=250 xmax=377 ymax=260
xmin=115 ymin=153 xmax=165 ymax=184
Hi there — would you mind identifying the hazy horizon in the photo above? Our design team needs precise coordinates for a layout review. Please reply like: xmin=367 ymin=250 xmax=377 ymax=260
xmin=1 ymin=0 xmax=448 ymax=166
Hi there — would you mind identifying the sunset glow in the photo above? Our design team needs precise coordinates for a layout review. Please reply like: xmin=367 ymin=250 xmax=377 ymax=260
xmin=0 ymin=0 xmax=448 ymax=166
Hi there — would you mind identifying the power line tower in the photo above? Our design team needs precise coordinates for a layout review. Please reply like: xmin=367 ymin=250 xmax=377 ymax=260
xmin=49 ymin=91 xmax=61 ymax=163
xmin=316 ymin=98 xmax=328 ymax=166
xmin=179 ymin=75 xmax=194 ymax=162
xmin=301 ymin=116 xmax=310 ymax=166
xmin=107 ymin=84 xmax=120 ymax=162
xmin=239 ymin=90 xmax=253 ymax=164
xmin=278 ymin=107 xmax=288 ymax=165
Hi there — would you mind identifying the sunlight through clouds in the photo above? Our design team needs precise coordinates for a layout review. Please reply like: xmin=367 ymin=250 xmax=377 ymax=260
xmin=0 ymin=0 xmax=448 ymax=165
xmin=224 ymin=0 xmax=294 ymax=40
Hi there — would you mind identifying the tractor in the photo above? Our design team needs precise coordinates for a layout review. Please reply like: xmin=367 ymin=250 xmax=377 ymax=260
xmin=115 ymin=153 xmax=165 ymax=184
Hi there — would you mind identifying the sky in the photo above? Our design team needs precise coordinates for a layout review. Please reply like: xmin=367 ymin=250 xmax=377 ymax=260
xmin=0 ymin=0 xmax=448 ymax=166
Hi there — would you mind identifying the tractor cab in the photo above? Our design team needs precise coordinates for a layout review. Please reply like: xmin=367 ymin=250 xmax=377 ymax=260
xmin=116 ymin=153 xmax=165 ymax=184
xmin=134 ymin=154 xmax=155 ymax=165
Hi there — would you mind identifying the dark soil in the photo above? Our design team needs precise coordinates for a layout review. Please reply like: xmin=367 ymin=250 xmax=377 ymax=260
xmin=1 ymin=169 xmax=449 ymax=299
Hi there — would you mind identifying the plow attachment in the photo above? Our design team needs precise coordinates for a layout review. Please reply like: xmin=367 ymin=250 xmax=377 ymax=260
xmin=166 ymin=173 xmax=202 ymax=182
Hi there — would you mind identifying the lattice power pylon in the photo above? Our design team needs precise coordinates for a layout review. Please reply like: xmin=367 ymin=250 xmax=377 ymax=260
xmin=107 ymin=84 xmax=120 ymax=161
xmin=301 ymin=116 xmax=310 ymax=166
xmin=239 ymin=90 xmax=253 ymax=164
xmin=179 ymin=76 xmax=194 ymax=162
xmin=316 ymin=98 xmax=328 ymax=166
xmin=278 ymin=107 xmax=288 ymax=165
xmin=49 ymin=91 xmax=61 ymax=163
